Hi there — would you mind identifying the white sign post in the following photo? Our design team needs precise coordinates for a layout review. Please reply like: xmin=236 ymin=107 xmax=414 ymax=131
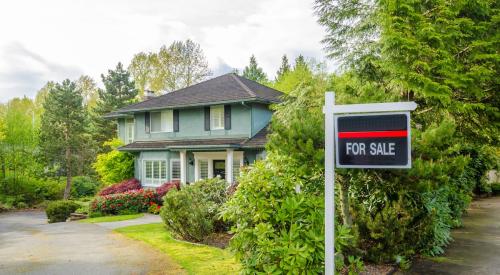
xmin=323 ymin=92 xmax=417 ymax=275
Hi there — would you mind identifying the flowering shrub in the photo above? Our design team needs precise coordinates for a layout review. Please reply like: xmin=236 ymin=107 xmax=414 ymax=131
xmin=98 ymin=178 xmax=141 ymax=196
xmin=155 ymin=180 xmax=181 ymax=201
xmin=148 ymin=202 xmax=161 ymax=215
xmin=91 ymin=189 xmax=158 ymax=215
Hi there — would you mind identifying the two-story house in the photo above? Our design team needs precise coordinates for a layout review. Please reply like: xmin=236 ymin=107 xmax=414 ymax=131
xmin=105 ymin=73 xmax=283 ymax=187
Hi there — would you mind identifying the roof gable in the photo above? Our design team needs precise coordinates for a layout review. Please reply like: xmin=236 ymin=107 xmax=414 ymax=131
xmin=113 ymin=73 xmax=283 ymax=113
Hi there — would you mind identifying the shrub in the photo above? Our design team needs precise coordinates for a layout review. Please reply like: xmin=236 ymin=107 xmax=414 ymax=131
xmin=93 ymin=139 xmax=135 ymax=185
xmin=90 ymin=189 xmax=157 ymax=215
xmin=45 ymin=200 xmax=80 ymax=223
xmin=0 ymin=176 xmax=64 ymax=206
xmin=161 ymin=178 xmax=228 ymax=242
xmin=71 ymin=176 xmax=99 ymax=198
xmin=98 ymin=178 xmax=141 ymax=196
xmin=148 ymin=202 xmax=161 ymax=215
xmin=155 ymin=180 xmax=181 ymax=200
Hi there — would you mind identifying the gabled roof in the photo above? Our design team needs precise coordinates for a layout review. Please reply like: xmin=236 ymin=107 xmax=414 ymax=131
xmin=119 ymin=126 xmax=270 ymax=151
xmin=109 ymin=73 xmax=283 ymax=114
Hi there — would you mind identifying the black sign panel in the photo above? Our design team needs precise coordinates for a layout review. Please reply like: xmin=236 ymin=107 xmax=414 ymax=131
xmin=335 ymin=113 xmax=411 ymax=168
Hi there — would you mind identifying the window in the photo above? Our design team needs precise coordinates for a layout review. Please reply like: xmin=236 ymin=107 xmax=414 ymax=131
xmin=199 ymin=160 xmax=208 ymax=179
xmin=233 ymin=160 xmax=241 ymax=182
xmin=170 ymin=159 xmax=181 ymax=180
xmin=210 ymin=105 xmax=224 ymax=130
xmin=143 ymin=160 xmax=167 ymax=186
xmin=150 ymin=110 xmax=173 ymax=133
xmin=125 ymin=118 xmax=134 ymax=144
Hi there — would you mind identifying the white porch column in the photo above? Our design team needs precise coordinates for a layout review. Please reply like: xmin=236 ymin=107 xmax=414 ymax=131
xmin=194 ymin=157 xmax=199 ymax=182
xmin=226 ymin=149 xmax=234 ymax=184
xmin=208 ymin=160 xmax=214 ymax=178
xmin=180 ymin=150 xmax=187 ymax=185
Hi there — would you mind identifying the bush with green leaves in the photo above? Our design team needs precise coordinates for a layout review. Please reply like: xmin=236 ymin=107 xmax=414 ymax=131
xmin=70 ymin=176 xmax=99 ymax=198
xmin=0 ymin=176 xmax=64 ymax=207
xmin=45 ymin=200 xmax=80 ymax=223
xmin=92 ymin=139 xmax=134 ymax=185
xmin=160 ymin=178 xmax=228 ymax=242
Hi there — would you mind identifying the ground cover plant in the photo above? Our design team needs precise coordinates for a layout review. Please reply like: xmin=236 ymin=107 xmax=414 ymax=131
xmin=115 ymin=223 xmax=240 ymax=275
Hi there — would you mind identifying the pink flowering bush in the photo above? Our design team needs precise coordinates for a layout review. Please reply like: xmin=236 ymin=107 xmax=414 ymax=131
xmin=91 ymin=189 xmax=158 ymax=215
xmin=98 ymin=178 xmax=141 ymax=196
xmin=155 ymin=180 xmax=181 ymax=201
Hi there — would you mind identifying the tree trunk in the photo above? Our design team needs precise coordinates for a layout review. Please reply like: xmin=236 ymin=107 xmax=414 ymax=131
xmin=63 ymin=147 xmax=72 ymax=200
xmin=339 ymin=180 xmax=353 ymax=227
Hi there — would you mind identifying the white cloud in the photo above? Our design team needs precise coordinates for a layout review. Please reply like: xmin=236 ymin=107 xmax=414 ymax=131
xmin=0 ymin=0 xmax=330 ymax=102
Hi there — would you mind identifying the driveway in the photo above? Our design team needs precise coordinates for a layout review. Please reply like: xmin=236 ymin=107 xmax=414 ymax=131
xmin=0 ymin=211 xmax=184 ymax=275
xmin=407 ymin=196 xmax=500 ymax=274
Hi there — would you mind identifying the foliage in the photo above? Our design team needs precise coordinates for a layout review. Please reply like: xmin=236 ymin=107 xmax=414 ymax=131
xmin=39 ymin=79 xmax=88 ymax=199
xmin=93 ymin=139 xmax=135 ymax=186
xmin=155 ymin=180 xmax=181 ymax=200
xmin=0 ymin=176 xmax=64 ymax=207
xmin=148 ymin=202 xmax=161 ymax=215
xmin=92 ymin=63 xmax=138 ymax=147
xmin=70 ymin=176 xmax=99 ymax=198
xmin=161 ymin=178 xmax=228 ymax=242
xmin=98 ymin=178 xmax=141 ymax=196
xmin=115 ymin=223 xmax=241 ymax=274
xmin=80 ymin=213 xmax=144 ymax=223
xmin=45 ymin=200 xmax=80 ymax=223
xmin=129 ymin=39 xmax=211 ymax=94
xmin=275 ymin=54 xmax=291 ymax=81
xmin=242 ymin=55 xmax=268 ymax=83
xmin=90 ymin=189 xmax=159 ymax=215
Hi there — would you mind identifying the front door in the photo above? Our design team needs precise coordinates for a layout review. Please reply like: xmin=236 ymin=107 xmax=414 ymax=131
xmin=213 ymin=160 xmax=225 ymax=179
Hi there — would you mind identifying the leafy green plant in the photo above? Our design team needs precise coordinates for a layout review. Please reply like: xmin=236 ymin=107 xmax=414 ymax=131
xmin=71 ymin=176 xmax=99 ymax=198
xmin=45 ymin=200 xmax=80 ymax=223
xmin=161 ymin=178 xmax=228 ymax=242
xmin=347 ymin=255 xmax=364 ymax=275
xmin=92 ymin=139 xmax=134 ymax=185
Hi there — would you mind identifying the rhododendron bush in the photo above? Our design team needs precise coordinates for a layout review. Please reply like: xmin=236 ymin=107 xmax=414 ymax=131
xmin=98 ymin=178 xmax=141 ymax=196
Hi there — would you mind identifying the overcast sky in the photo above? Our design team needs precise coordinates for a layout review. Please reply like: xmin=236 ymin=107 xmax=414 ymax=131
xmin=0 ymin=0 xmax=330 ymax=102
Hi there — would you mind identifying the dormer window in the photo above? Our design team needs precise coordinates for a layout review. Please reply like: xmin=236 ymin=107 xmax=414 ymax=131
xmin=151 ymin=110 xmax=173 ymax=133
xmin=210 ymin=105 xmax=224 ymax=130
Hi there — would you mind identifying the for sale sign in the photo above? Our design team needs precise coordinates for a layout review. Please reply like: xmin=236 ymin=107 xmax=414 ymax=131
xmin=335 ymin=112 xmax=411 ymax=168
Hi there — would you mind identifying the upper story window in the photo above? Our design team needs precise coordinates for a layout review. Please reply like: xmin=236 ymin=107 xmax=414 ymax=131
xmin=125 ymin=118 xmax=134 ymax=144
xmin=210 ymin=105 xmax=224 ymax=130
xmin=151 ymin=110 xmax=173 ymax=133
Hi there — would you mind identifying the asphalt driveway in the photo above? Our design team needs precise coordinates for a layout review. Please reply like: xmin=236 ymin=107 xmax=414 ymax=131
xmin=0 ymin=211 xmax=184 ymax=275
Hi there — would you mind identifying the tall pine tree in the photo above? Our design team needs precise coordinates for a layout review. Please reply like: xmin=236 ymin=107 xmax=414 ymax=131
xmin=92 ymin=63 xmax=138 ymax=147
xmin=275 ymin=54 xmax=291 ymax=81
xmin=242 ymin=55 xmax=268 ymax=83
xmin=39 ymin=80 xmax=87 ymax=199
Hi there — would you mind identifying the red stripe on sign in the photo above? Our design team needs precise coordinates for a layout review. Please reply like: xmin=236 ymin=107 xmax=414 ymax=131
xmin=338 ymin=130 xmax=407 ymax=138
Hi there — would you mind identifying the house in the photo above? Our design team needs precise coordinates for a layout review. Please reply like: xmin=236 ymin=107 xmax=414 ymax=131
xmin=105 ymin=73 xmax=283 ymax=187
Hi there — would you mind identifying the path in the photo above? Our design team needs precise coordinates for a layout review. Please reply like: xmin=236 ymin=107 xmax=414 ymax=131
xmin=0 ymin=211 xmax=184 ymax=275
xmin=407 ymin=196 xmax=500 ymax=275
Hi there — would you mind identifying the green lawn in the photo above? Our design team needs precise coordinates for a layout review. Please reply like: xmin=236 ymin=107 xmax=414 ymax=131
xmin=80 ymin=213 xmax=144 ymax=223
xmin=115 ymin=223 xmax=240 ymax=275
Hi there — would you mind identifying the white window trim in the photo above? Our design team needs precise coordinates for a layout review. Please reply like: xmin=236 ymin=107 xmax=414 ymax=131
xmin=193 ymin=151 xmax=243 ymax=183
xmin=150 ymin=110 xmax=174 ymax=133
xmin=125 ymin=118 xmax=135 ymax=144
xmin=142 ymin=159 xmax=167 ymax=187
xmin=210 ymin=105 xmax=225 ymax=130
xmin=170 ymin=159 xmax=181 ymax=180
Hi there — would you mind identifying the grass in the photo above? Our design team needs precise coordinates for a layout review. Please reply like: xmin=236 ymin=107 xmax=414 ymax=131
xmin=115 ymin=223 xmax=241 ymax=275
xmin=80 ymin=213 xmax=144 ymax=223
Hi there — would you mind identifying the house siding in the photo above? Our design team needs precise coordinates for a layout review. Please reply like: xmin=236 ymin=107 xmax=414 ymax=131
xmin=251 ymin=103 xmax=273 ymax=137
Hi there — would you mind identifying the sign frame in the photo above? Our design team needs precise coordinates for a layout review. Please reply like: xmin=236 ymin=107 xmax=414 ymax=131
xmin=334 ymin=111 xmax=412 ymax=169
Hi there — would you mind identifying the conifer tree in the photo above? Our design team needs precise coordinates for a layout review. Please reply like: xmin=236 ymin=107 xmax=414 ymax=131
xmin=242 ymin=55 xmax=268 ymax=83
xmin=39 ymin=80 xmax=87 ymax=199
xmin=276 ymin=54 xmax=291 ymax=80
xmin=92 ymin=63 xmax=138 ymax=147
xmin=294 ymin=54 xmax=308 ymax=70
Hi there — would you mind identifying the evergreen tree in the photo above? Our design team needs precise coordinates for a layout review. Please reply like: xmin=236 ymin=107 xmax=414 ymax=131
xmin=93 ymin=63 xmax=138 ymax=147
xmin=242 ymin=55 xmax=268 ymax=83
xmin=39 ymin=80 xmax=87 ymax=199
xmin=275 ymin=54 xmax=291 ymax=80
xmin=294 ymin=54 xmax=308 ymax=70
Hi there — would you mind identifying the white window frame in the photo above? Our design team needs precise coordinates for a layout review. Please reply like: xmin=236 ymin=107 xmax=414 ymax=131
xmin=142 ymin=160 xmax=167 ymax=186
xmin=210 ymin=105 xmax=225 ymax=130
xmin=170 ymin=159 xmax=181 ymax=180
xmin=125 ymin=118 xmax=135 ymax=144
xmin=150 ymin=110 xmax=174 ymax=133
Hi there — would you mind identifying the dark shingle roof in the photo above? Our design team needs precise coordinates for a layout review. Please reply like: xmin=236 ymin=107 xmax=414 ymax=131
xmin=119 ymin=126 xmax=269 ymax=151
xmin=112 ymin=73 xmax=283 ymax=113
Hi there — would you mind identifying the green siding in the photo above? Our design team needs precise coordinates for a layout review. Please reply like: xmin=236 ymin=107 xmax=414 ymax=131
xmin=251 ymin=103 xmax=273 ymax=136
xmin=117 ymin=118 xmax=126 ymax=143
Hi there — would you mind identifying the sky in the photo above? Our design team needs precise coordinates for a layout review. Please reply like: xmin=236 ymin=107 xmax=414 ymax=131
xmin=0 ymin=0 xmax=330 ymax=102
